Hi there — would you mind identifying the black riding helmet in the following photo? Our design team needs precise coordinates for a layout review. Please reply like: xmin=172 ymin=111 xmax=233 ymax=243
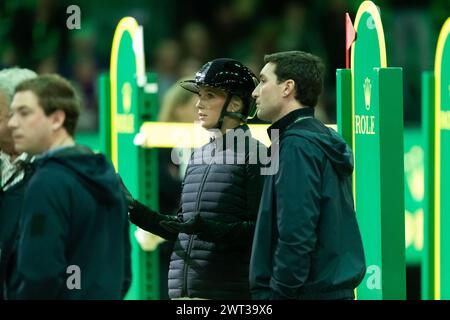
xmin=179 ymin=58 xmax=258 ymax=128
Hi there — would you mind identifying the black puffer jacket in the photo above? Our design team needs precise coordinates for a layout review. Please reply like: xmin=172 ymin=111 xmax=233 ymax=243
xmin=170 ymin=124 xmax=265 ymax=299
xmin=130 ymin=124 xmax=265 ymax=299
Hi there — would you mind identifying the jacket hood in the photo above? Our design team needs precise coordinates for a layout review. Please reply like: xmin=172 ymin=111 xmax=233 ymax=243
xmin=284 ymin=128 xmax=354 ymax=177
xmin=35 ymin=145 xmax=122 ymax=204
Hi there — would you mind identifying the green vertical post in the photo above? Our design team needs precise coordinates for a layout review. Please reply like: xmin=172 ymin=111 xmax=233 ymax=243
xmin=403 ymin=128 xmax=424 ymax=266
xmin=336 ymin=69 xmax=353 ymax=145
xmin=136 ymin=73 xmax=160 ymax=300
xmin=98 ymin=73 xmax=111 ymax=156
xmin=377 ymin=68 xmax=406 ymax=299
xmin=434 ymin=18 xmax=450 ymax=300
xmin=351 ymin=1 xmax=406 ymax=299
xmin=109 ymin=17 xmax=160 ymax=300
xmin=421 ymin=71 xmax=435 ymax=300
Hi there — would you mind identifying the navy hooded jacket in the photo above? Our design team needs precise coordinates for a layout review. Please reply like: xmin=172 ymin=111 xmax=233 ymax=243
xmin=250 ymin=108 xmax=366 ymax=300
xmin=5 ymin=145 xmax=131 ymax=300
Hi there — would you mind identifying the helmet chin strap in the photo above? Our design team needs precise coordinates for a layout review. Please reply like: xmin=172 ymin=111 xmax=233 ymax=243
xmin=215 ymin=93 xmax=246 ymax=130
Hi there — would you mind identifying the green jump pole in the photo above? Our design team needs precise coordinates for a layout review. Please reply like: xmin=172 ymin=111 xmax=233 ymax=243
xmin=109 ymin=17 xmax=160 ymax=300
xmin=349 ymin=1 xmax=406 ymax=299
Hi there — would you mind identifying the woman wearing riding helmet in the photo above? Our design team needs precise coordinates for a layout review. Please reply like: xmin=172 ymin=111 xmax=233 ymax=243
xmin=121 ymin=58 xmax=266 ymax=299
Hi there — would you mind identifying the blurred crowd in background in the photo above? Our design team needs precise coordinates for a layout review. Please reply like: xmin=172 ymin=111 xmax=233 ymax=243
xmin=1 ymin=0 xmax=449 ymax=131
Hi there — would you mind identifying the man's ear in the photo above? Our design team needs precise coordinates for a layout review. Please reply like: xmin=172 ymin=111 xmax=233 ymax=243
xmin=50 ymin=110 xmax=66 ymax=131
xmin=283 ymin=79 xmax=296 ymax=98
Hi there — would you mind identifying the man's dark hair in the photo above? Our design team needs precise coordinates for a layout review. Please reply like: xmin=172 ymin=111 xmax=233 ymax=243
xmin=15 ymin=74 xmax=80 ymax=136
xmin=264 ymin=51 xmax=325 ymax=107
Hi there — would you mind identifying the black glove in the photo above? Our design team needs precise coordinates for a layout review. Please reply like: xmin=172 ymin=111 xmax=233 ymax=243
xmin=160 ymin=214 xmax=203 ymax=234
xmin=128 ymin=201 xmax=180 ymax=241
xmin=160 ymin=214 xmax=255 ymax=244
xmin=117 ymin=174 xmax=136 ymax=211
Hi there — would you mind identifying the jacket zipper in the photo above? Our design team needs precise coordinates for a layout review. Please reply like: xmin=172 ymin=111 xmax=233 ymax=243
xmin=181 ymin=145 xmax=216 ymax=297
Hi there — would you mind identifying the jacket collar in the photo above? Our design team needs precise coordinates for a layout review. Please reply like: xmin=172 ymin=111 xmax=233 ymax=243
xmin=267 ymin=107 xmax=314 ymax=141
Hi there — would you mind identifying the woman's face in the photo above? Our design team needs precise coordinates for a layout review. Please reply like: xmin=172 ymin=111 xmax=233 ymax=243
xmin=195 ymin=86 xmax=227 ymax=129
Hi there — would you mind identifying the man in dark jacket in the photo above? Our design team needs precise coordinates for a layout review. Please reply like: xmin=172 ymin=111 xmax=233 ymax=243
xmin=5 ymin=74 xmax=131 ymax=299
xmin=123 ymin=58 xmax=266 ymax=299
xmin=250 ymin=51 xmax=366 ymax=300
xmin=0 ymin=67 xmax=37 ymax=300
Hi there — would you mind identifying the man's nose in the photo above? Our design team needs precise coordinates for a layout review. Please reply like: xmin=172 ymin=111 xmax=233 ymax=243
xmin=7 ymin=113 xmax=17 ymax=129
xmin=252 ymin=87 xmax=258 ymax=99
